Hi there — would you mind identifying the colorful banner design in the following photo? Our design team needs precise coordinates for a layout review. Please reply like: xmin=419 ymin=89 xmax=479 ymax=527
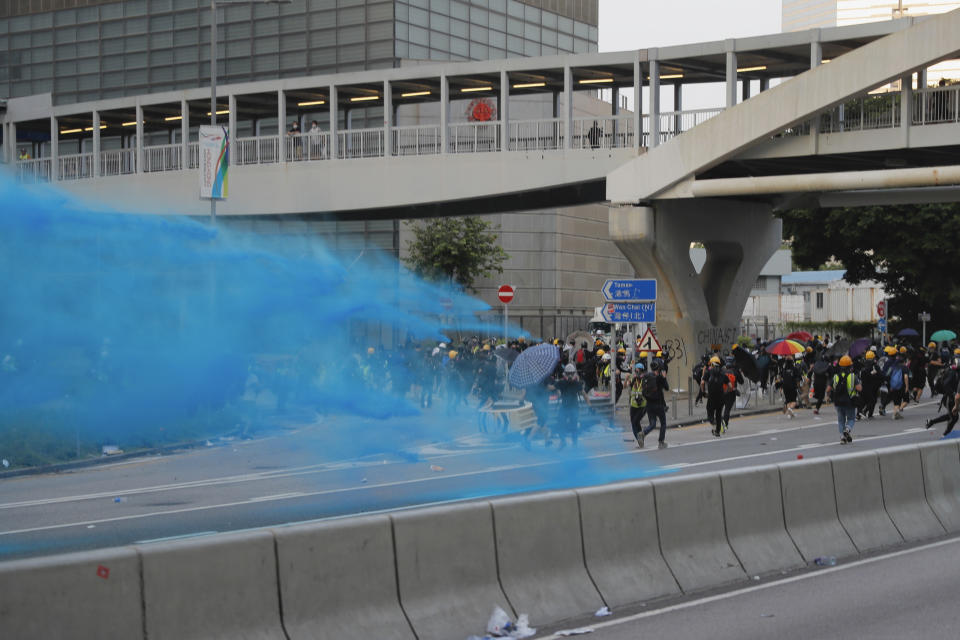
xmin=199 ymin=125 xmax=229 ymax=200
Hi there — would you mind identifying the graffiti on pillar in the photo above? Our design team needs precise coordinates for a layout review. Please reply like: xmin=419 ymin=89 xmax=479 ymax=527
xmin=661 ymin=337 xmax=687 ymax=368
xmin=697 ymin=327 xmax=739 ymax=353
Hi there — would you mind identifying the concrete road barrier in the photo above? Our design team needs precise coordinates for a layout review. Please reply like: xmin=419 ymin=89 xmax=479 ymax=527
xmin=274 ymin=516 xmax=414 ymax=640
xmin=877 ymin=445 xmax=946 ymax=541
xmin=577 ymin=481 xmax=680 ymax=607
xmin=779 ymin=458 xmax=857 ymax=562
xmin=0 ymin=547 xmax=142 ymax=639
xmin=720 ymin=465 xmax=804 ymax=576
xmin=919 ymin=440 xmax=960 ymax=532
xmin=654 ymin=473 xmax=746 ymax=591
xmin=831 ymin=451 xmax=903 ymax=552
xmin=138 ymin=530 xmax=285 ymax=640
xmin=393 ymin=502 xmax=512 ymax=640
xmin=492 ymin=491 xmax=604 ymax=624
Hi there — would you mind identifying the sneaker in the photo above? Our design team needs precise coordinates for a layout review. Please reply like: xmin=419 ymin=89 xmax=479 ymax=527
xmin=840 ymin=437 xmax=848 ymax=445
xmin=637 ymin=432 xmax=645 ymax=448
xmin=658 ymin=441 xmax=668 ymax=449
xmin=894 ymin=412 xmax=903 ymax=420
xmin=813 ymin=409 xmax=819 ymax=415
xmin=712 ymin=428 xmax=720 ymax=437
xmin=926 ymin=420 xmax=934 ymax=430
xmin=843 ymin=428 xmax=852 ymax=443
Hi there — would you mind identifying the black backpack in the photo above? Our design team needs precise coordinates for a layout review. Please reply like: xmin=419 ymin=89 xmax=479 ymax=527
xmin=834 ymin=373 xmax=850 ymax=400
xmin=641 ymin=372 xmax=659 ymax=400
xmin=706 ymin=368 xmax=725 ymax=395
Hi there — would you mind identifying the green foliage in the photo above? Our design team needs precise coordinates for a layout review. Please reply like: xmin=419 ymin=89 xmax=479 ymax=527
xmin=403 ymin=216 xmax=509 ymax=292
xmin=736 ymin=335 xmax=754 ymax=349
xmin=778 ymin=203 xmax=960 ymax=331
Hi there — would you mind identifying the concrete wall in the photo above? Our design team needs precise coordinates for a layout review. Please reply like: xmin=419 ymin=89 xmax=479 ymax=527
xmin=4 ymin=440 xmax=959 ymax=638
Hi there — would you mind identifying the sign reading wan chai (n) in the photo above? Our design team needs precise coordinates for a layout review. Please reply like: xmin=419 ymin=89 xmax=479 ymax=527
xmin=199 ymin=125 xmax=229 ymax=200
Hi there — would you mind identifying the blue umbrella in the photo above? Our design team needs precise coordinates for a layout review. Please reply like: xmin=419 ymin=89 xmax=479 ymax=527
xmin=508 ymin=343 xmax=560 ymax=389
xmin=897 ymin=328 xmax=920 ymax=337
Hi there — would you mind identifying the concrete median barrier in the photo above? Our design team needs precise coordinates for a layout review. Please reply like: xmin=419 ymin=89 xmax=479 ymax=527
xmin=877 ymin=445 xmax=946 ymax=541
xmin=393 ymin=502 xmax=511 ymax=640
xmin=577 ymin=481 xmax=680 ymax=607
xmin=831 ymin=451 xmax=903 ymax=552
xmin=653 ymin=473 xmax=746 ymax=591
xmin=779 ymin=458 xmax=857 ymax=562
xmin=138 ymin=530 xmax=284 ymax=640
xmin=0 ymin=547 xmax=142 ymax=639
xmin=919 ymin=439 xmax=960 ymax=532
xmin=492 ymin=491 xmax=604 ymax=624
xmin=274 ymin=516 xmax=414 ymax=640
xmin=720 ymin=465 xmax=804 ymax=576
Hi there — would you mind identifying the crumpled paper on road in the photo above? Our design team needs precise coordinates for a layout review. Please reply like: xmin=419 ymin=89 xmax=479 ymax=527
xmin=466 ymin=606 xmax=536 ymax=639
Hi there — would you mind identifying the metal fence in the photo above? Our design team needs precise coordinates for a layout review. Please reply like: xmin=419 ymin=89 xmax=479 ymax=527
xmin=100 ymin=149 xmax=136 ymax=176
xmin=913 ymin=84 xmax=960 ymax=125
xmin=142 ymin=144 xmax=183 ymax=173
xmin=57 ymin=153 xmax=95 ymax=181
xmin=236 ymin=136 xmax=281 ymax=165
xmin=449 ymin=121 xmax=501 ymax=153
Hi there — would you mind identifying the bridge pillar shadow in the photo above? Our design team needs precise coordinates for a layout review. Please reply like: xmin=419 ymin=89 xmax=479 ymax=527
xmin=610 ymin=199 xmax=781 ymax=361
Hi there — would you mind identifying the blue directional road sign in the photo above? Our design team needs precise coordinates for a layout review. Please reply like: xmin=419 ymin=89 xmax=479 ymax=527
xmin=878 ymin=316 xmax=887 ymax=333
xmin=602 ymin=279 xmax=656 ymax=302
xmin=600 ymin=302 xmax=656 ymax=323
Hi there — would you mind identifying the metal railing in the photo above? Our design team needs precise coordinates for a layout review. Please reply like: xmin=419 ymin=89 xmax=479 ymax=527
xmin=16 ymin=158 xmax=52 ymax=183
xmin=188 ymin=142 xmax=199 ymax=169
xmin=393 ymin=125 xmax=443 ymax=156
xmin=142 ymin=144 xmax=183 ymax=173
xmin=572 ymin=116 xmax=634 ymax=150
xmin=337 ymin=127 xmax=385 ymax=159
xmin=236 ymin=136 xmax=281 ymax=165
xmin=287 ymin=132 xmax=330 ymax=162
xmin=57 ymin=153 xmax=95 ymax=181
xmin=100 ymin=149 xmax=136 ymax=176
xmin=509 ymin=118 xmax=563 ymax=151
xmin=450 ymin=121 xmax=501 ymax=153
xmin=913 ymin=85 xmax=960 ymax=125
xmin=819 ymin=92 xmax=900 ymax=133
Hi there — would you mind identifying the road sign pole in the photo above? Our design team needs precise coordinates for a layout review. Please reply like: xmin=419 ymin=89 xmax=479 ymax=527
xmin=609 ymin=327 xmax=616 ymax=427
xmin=504 ymin=302 xmax=508 ymax=345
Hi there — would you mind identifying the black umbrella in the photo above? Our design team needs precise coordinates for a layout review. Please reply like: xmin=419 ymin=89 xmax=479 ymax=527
xmin=494 ymin=346 xmax=520 ymax=365
xmin=826 ymin=338 xmax=852 ymax=358
xmin=732 ymin=347 xmax=759 ymax=382
xmin=897 ymin=328 xmax=920 ymax=338
xmin=813 ymin=360 xmax=831 ymax=375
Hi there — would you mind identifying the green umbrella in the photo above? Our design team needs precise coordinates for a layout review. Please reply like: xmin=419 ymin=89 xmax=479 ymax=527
xmin=930 ymin=329 xmax=957 ymax=342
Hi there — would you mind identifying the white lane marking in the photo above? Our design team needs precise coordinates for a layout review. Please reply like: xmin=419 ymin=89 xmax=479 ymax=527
xmin=661 ymin=463 xmax=691 ymax=469
xmin=248 ymin=492 xmax=304 ymax=503
xmin=539 ymin=535 xmax=960 ymax=639
xmin=134 ymin=531 xmax=218 ymax=544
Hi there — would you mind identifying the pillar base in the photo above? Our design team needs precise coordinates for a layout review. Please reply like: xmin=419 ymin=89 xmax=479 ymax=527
xmin=610 ymin=199 xmax=781 ymax=368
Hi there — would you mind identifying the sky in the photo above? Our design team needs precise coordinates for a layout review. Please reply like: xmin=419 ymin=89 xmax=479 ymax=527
xmin=596 ymin=0 xmax=783 ymax=110
xmin=598 ymin=0 xmax=783 ymax=52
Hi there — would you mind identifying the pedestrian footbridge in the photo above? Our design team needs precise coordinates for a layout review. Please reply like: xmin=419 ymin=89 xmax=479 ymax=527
xmin=4 ymin=11 xmax=960 ymax=218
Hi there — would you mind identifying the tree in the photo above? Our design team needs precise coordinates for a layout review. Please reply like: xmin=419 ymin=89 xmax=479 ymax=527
xmin=777 ymin=203 xmax=960 ymax=330
xmin=403 ymin=216 xmax=509 ymax=292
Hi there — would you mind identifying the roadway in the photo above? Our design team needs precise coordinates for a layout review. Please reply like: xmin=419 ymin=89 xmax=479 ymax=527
xmin=539 ymin=535 xmax=960 ymax=640
xmin=0 ymin=396 xmax=951 ymax=562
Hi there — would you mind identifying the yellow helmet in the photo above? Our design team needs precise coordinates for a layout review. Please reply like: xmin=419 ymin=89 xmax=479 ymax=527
xmin=806 ymin=346 xmax=813 ymax=353
xmin=954 ymin=348 xmax=960 ymax=355
xmin=483 ymin=344 xmax=491 ymax=351
xmin=710 ymin=356 xmax=722 ymax=365
xmin=639 ymin=351 xmax=648 ymax=358
xmin=618 ymin=347 xmax=626 ymax=354
xmin=448 ymin=350 xmax=458 ymax=359
xmin=731 ymin=343 xmax=739 ymax=350
xmin=929 ymin=342 xmax=937 ymax=349
xmin=367 ymin=347 xmax=375 ymax=355
xmin=596 ymin=349 xmax=605 ymax=357
xmin=838 ymin=355 xmax=853 ymax=367
xmin=656 ymin=350 xmax=663 ymax=357
xmin=865 ymin=350 xmax=876 ymax=360
xmin=884 ymin=346 xmax=897 ymax=355
xmin=899 ymin=346 xmax=907 ymax=354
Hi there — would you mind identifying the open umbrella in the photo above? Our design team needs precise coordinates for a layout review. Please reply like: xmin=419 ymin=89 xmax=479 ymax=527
xmin=826 ymin=337 xmax=852 ymax=358
xmin=732 ymin=346 xmax=759 ymax=382
xmin=765 ymin=339 xmax=805 ymax=356
xmin=930 ymin=329 xmax=957 ymax=342
xmin=897 ymin=328 xmax=920 ymax=338
xmin=849 ymin=337 xmax=872 ymax=358
xmin=813 ymin=360 xmax=831 ymax=375
xmin=787 ymin=330 xmax=813 ymax=343
xmin=493 ymin=346 xmax=520 ymax=365
xmin=508 ymin=343 xmax=560 ymax=389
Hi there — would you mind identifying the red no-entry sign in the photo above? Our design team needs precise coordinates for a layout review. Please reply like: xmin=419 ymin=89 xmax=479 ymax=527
xmin=877 ymin=301 xmax=886 ymax=318
xmin=498 ymin=285 xmax=515 ymax=304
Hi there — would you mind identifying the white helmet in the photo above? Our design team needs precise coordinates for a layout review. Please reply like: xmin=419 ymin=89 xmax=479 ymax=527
xmin=563 ymin=364 xmax=576 ymax=374
xmin=602 ymin=353 xmax=611 ymax=361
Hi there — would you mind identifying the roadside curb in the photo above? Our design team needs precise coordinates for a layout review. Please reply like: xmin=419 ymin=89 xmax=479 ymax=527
xmin=0 ymin=440 xmax=205 ymax=480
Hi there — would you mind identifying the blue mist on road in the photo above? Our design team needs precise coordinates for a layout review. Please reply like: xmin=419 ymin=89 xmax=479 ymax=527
xmin=0 ymin=172 xmax=662 ymax=498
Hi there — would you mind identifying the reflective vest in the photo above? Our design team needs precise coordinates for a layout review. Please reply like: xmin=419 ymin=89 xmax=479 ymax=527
xmin=832 ymin=372 xmax=858 ymax=398
xmin=630 ymin=379 xmax=646 ymax=409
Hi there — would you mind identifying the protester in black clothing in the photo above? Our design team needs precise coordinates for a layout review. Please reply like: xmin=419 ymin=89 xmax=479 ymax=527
xmin=721 ymin=355 xmax=744 ymax=432
xmin=811 ymin=354 xmax=830 ymax=415
xmin=628 ymin=362 xmax=647 ymax=447
xmin=639 ymin=360 xmax=669 ymax=449
xmin=779 ymin=359 xmax=799 ymax=418
xmin=701 ymin=356 xmax=726 ymax=436
xmin=553 ymin=364 xmax=590 ymax=449
xmin=927 ymin=359 xmax=960 ymax=435
xmin=858 ymin=350 xmax=883 ymax=419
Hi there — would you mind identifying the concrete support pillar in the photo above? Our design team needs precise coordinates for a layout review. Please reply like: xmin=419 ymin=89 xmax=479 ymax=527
xmin=760 ymin=77 xmax=770 ymax=92
xmin=383 ymin=79 xmax=393 ymax=156
xmin=228 ymin=94 xmax=237 ymax=166
xmin=673 ymin=83 xmax=682 ymax=136
xmin=725 ymin=47 xmax=737 ymax=108
xmin=500 ymin=70 xmax=509 ymax=152
xmin=563 ymin=65 xmax=572 ymax=149
xmin=649 ymin=55 xmax=660 ymax=148
xmin=10 ymin=122 xmax=16 ymax=164
xmin=1 ymin=122 xmax=7 ymax=164
xmin=633 ymin=54 xmax=642 ymax=151
xmin=609 ymin=200 xmax=781 ymax=363
xmin=809 ymin=34 xmax=822 ymax=152
xmin=181 ymin=99 xmax=190 ymax=170
xmin=440 ymin=74 xmax=449 ymax=153
xmin=135 ymin=100 xmax=143 ymax=174
xmin=328 ymin=86 xmax=337 ymax=160
xmin=50 ymin=116 xmax=59 ymax=181
xmin=92 ymin=110 xmax=101 ymax=177
xmin=741 ymin=79 xmax=750 ymax=102
xmin=901 ymin=73 xmax=913 ymax=143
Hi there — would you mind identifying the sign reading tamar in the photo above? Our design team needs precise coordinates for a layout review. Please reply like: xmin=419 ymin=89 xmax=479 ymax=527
xmin=199 ymin=125 xmax=229 ymax=200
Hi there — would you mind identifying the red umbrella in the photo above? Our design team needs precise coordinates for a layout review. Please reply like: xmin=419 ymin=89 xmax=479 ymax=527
xmin=787 ymin=330 xmax=813 ymax=342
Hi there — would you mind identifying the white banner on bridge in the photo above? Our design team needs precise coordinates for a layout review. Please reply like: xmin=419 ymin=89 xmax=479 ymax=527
xmin=199 ymin=125 xmax=229 ymax=200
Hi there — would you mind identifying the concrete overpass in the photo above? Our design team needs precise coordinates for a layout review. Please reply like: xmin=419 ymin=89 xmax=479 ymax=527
xmin=3 ymin=10 xmax=960 ymax=354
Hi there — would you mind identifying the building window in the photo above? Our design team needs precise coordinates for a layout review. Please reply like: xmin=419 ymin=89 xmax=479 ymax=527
xmin=754 ymin=277 xmax=765 ymax=291
xmin=816 ymin=292 xmax=824 ymax=309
